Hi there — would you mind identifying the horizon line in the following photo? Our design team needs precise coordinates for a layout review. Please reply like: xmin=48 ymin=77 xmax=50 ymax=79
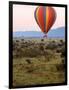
xmin=13 ymin=26 xmax=65 ymax=32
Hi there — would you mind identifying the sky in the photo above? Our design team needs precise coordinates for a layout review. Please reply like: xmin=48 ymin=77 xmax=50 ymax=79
xmin=13 ymin=5 xmax=65 ymax=32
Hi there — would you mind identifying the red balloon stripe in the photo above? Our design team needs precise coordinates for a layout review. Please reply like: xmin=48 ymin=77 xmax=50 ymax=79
xmin=34 ymin=6 xmax=56 ymax=34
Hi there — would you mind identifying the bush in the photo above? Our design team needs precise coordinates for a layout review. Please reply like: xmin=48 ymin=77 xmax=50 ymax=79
xmin=41 ymin=39 xmax=44 ymax=42
xmin=56 ymin=49 xmax=61 ymax=53
xmin=56 ymin=45 xmax=65 ymax=54
xmin=60 ymin=39 xmax=64 ymax=44
xmin=21 ymin=48 xmax=41 ymax=57
xmin=26 ymin=59 xmax=31 ymax=64
xmin=61 ymin=51 xmax=65 ymax=57
xmin=61 ymin=46 xmax=65 ymax=57
xmin=21 ymin=39 xmax=24 ymax=41
xmin=46 ymin=42 xmax=58 ymax=50
xmin=52 ymin=40 xmax=55 ymax=43
xmin=16 ymin=40 xmax=19 ymax=42
xmin=44 ymin=50 xmax=55 ymax=62
xmin=56 ymin=64 xmax=65 ymax=71
xmin=39 ymin=45 xmax=44 ymax=51
xmin=61 ymin=58 xmax=65 ymax=64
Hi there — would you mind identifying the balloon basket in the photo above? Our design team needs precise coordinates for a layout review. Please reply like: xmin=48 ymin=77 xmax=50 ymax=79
xmin=43 ymin=34 xmax=47 ymax=38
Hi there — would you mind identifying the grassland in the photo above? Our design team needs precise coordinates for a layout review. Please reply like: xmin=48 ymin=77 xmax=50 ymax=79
xmin=13 ymin=38 xmax=65 ymax=87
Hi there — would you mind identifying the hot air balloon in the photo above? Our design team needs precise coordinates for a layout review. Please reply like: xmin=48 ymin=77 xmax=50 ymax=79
xmin=34 ymin=6 xmax=56 ymax=37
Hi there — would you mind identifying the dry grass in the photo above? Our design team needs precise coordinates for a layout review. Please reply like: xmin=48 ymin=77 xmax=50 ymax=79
xmin=13 ymin=38 xmax=65 ymax=87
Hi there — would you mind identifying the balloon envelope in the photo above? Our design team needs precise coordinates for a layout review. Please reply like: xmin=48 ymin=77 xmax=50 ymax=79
xmin=34 ymin=6 xmax=56 ymax=34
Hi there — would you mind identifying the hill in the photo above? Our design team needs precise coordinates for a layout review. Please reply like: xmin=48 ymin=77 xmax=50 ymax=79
xmin=13 ymin=27 xmax=65 ymax=38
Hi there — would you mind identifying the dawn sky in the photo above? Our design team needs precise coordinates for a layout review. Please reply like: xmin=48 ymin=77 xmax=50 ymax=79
xmin=13 ymin=5 xmax=65 ymax=32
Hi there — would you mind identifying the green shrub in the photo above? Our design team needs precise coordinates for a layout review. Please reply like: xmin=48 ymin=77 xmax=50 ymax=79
xmin=26 ymin=59 xmax=31 ymax=64
xmin=60 ymin=39 xmax=64 ymax=44
xmin=41 ymin=39 xmax=44 ymax=42
xmin=56 ymin=64 xmax=65 ymax=72
xmin=61 ymin=58 xmax=65 ymax=64
xmin=61 ymin=46 xmax=65 ymax=57
xmin=16 ymin=40 xmax=19 ymax=42
xmin=46 ymin=43 xmax=57 ymax=50
xmin=21 ymin=39 xmax=24 ymax=41
xmin=39 ymin=45 xmax=44 ymax=51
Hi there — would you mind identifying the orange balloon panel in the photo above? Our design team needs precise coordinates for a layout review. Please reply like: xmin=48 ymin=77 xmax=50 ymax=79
xmin=34 ymin=6 xmax=56 ymax=34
